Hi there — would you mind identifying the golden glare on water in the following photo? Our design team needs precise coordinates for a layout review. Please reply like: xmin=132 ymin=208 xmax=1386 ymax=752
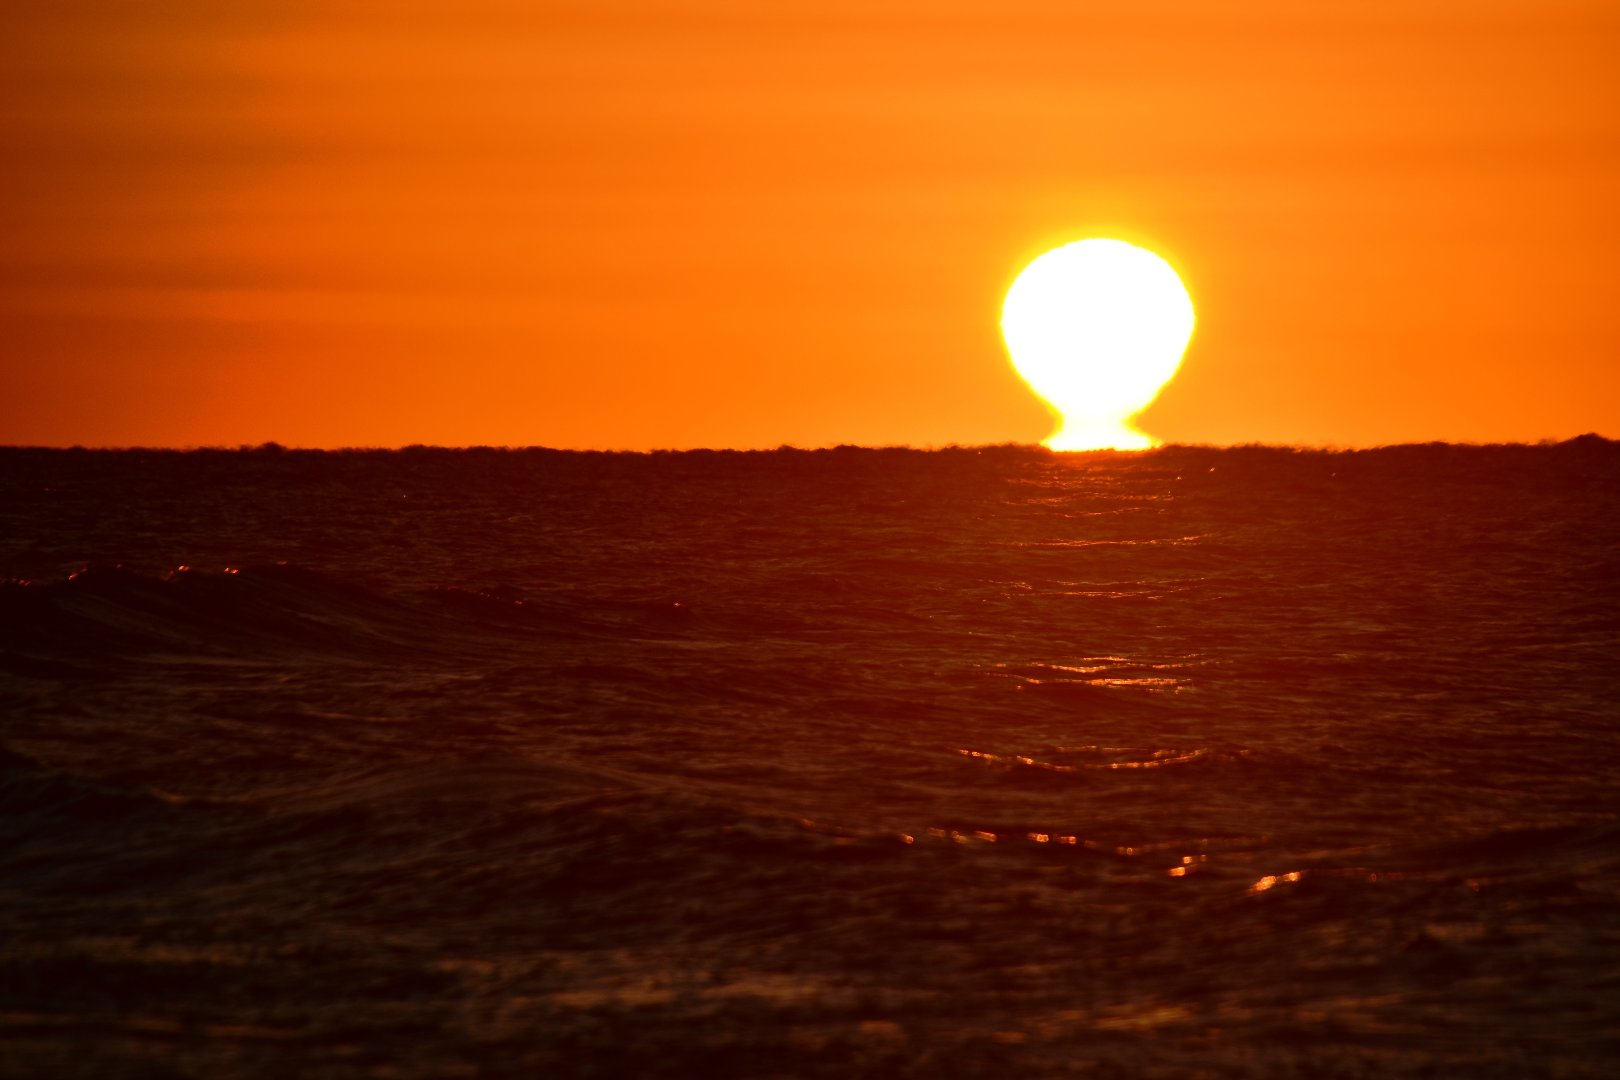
xmin=1001 ymin=239 xmax=1195 ymax=450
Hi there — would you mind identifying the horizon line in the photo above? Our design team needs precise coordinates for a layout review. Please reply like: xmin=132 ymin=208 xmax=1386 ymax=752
xmin=1 ymin=434 xmax=1614 ymax=455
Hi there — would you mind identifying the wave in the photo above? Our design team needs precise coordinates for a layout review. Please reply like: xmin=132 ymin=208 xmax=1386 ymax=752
xmin=0 ymin=562 xmax=707 ymax=669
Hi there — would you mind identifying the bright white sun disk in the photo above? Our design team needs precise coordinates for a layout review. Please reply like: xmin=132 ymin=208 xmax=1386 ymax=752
xmin=1001 ymin=239 xmax=1194 ymax=450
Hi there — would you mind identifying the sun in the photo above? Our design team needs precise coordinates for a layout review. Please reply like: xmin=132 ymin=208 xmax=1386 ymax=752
xmin=1001 ymin=238 xmax=1195 ymax=450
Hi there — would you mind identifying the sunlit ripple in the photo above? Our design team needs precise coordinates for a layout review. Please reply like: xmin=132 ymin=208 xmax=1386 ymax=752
xmin=955 ymin=745 xmax=1240 ymax=771
xmin=1018 ymin=534 xmax=1207 ymax=549
xmin=986 ymin=657 xmax=1202 ymax=694
xmin=1248 ymin=866 xmax=1442 ymax=895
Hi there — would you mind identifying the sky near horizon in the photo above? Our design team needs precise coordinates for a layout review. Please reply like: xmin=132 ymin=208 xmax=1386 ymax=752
xmin=2 ymin=1 xmax=1617 ymax=449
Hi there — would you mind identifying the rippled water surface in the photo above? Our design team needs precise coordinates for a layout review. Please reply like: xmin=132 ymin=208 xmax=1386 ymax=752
xmin=2 ymin=441 xmax=1618 ymax=1077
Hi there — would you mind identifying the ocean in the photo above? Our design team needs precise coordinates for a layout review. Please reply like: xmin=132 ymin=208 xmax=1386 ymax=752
xmin=2 ymin=440 xmax=1617 ymax=1078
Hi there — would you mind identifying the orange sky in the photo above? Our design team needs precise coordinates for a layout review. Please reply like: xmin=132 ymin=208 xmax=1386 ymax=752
xmin=3 ymin=1 xmax=1616 ymax=449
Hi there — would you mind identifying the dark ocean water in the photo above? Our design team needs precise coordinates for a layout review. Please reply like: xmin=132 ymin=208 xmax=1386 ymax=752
xmin=2 ymin=440 xmax=1618 ymax=1078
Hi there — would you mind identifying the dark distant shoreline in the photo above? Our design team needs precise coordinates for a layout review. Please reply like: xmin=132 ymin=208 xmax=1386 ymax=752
xmin=0 ymin=433 xmax=1614 ymax=456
